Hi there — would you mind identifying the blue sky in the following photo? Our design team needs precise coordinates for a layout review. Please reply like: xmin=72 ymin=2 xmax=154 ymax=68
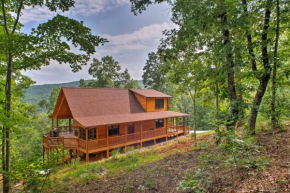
xmin=21 ymin=0 xmax=174 ymax=85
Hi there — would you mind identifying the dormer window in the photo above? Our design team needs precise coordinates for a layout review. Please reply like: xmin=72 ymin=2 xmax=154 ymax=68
xmin=155 ymin=99 xmax=164 ymax=109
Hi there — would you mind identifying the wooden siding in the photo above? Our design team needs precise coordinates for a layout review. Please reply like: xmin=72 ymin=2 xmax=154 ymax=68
xmin=146 ymin=98 xmax=168 ymax=112
xmin=134 ymin=93 xmax=169 ymax=112
xmin=134 ymin=93 xmax=147 ymax=111
xmin=97 ymin=126 xmax=107 ymax=139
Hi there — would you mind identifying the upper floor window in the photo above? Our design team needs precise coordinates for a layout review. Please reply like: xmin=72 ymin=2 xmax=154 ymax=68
xmin=155 ymin=119 xmax=164 ymax=128
xmin=155 ymin=99 xmax=164 ymax=109
xmin=128 ymin=123 xmax=135 ymax=134
xmin=109 ymin=125 xmax=119 ymax=136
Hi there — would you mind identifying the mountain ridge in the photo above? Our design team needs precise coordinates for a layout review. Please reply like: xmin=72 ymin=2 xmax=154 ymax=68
xmin=24 ymin=80 xmax=144 ymax=105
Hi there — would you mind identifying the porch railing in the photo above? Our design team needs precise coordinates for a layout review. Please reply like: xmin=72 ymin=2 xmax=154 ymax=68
xmin=43 ymin=125 xmax=190 ymax=150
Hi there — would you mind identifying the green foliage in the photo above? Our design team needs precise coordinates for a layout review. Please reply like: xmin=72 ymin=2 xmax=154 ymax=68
xmin=177 ymin=168 xmax=211 ymax=193
xmin=219 ymin=131 xmax=269 ymax=170
xmin=23 ymin=80 xmax=82 ymax=105
xmin=84 ymin=56 xmax=141 ymax=89
xmin=88 ymin=56 xmax=121 ymax=88
xmin=143 ymin=52 xmax=166 ymax=92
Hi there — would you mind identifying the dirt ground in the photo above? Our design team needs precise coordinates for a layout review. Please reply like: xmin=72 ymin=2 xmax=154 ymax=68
xmin=55 ymin=131 xmax=290 ymax=193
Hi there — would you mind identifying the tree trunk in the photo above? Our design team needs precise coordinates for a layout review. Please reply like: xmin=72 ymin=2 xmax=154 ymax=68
xmin=193 ymin=87 xmax=197 ymax=137
xmin=3 ymin=55 xmax=12 ymax=193
xmin=249 ymin=0 xmax=272 ymax=134
xmin=187 ymin=86 xmax=197 ymax=139
xmin=220 ymin=0 xmax=239 ymax=129
xmin=216 ymin=82 xmax=219 ymax=130
xmin=271 ymin=0 xmax=280 ymax=130
xmin=242 ymin=0 xmax=258 ymax=73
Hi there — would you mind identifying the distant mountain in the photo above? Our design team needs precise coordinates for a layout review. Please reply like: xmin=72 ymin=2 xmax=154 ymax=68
xmin=23 ymin=80 xmax=144 ymax=105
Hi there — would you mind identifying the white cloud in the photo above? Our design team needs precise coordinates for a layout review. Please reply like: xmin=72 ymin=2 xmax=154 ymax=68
xmin=21 ymin=0 xmax=129 ymax=23
xmin=99 ymin=22 xmax=175 ymax=54
xmin=22 ymin=22 xmax=176 ymax=84
xmin=71 ymin=0 xmax=128 ymax=16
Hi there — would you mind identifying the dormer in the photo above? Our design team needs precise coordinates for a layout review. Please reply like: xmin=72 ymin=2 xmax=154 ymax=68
xmin=130 ymin=89 xmax=170 ymax=112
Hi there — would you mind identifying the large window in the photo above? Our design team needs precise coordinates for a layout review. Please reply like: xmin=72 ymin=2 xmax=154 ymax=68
xmin=88 ymin=128 xmax=97 ymax=140
xmin=128 ymin=123 xmax=135 ymax=134
xmin=109 ymin=125 xmax=119 ymax=136
xmin=155 ymin=119 xmax=164 ymax=128
xmin=155 ymin=99 xmax=164 ymax=109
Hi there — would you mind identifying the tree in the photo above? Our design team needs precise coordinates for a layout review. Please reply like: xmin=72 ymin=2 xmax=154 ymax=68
xmin=0 ymin=1 xmax=106 ymax=191
xmin=48 ymin=87 xmax=61 ymax=114
xmin=38 ymin=99 xmax=48 ymax=112
xmin=271 ymin=0 xmax=280 ymax=130
xmin=130 ymin=0 xmax=290 ymax=134
xmin=86 ymin=56 xmax=141 ymax=89
xmin=119 ymin=68 xmax=141 ymax=89
xmin=88 ymin=56 xmax=121 ymax=88
xmin=79 ymin=79 xmax=87 ymax=88
xmin=143 ymin=52 xmax=166 ymax=92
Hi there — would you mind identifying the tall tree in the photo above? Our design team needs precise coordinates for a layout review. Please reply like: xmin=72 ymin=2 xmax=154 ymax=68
xmin=88 ymin=56 xmax=121 ymax=88
xmin=247 ymin=0 xmax=273 ymax=134
xmin=271 ymin=0 xmax=280 ymax=130
xmin=0 ymin=1 xmax=106 ymax=191
xmin=143 ymin=52 xmax=166 ymax=92
xmin=79 ymin=79 xmax=87 ymax=88
xmin=130 ymin=0 xmax=289 ymax=133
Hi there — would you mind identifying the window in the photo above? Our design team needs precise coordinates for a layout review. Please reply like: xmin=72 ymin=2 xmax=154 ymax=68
xmin=155 ymin=119 xmax=164 ymax=128
xmin=88 ymin=128 xmax=97 ymax=140
xmin=109 ymin=125 xmax=119 ymax=136
xmin=128 ymin=123 xmax=135 ymax=134
xmin=155 ymin=99 xmax=164 ymax=109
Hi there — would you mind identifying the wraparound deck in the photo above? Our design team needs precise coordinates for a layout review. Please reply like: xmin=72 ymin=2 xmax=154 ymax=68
xmin=43 ymin=120 xmax=190 ymax=162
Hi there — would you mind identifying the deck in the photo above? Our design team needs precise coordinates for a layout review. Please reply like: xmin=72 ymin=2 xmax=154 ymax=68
xmin=43 ymin=125 xmax=190 ymax=154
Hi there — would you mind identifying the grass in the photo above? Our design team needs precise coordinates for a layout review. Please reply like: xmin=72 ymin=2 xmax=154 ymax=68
xmin=47 ymin=131 xmax=215 ymax=191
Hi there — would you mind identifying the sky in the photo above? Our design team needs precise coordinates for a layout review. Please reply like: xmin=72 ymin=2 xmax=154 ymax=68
xmin=21 ymin=0 xmax=174 ymax=85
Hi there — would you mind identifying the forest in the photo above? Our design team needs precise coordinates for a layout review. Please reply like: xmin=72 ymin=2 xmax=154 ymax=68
xmin=1 ymin=0 xmax=290 ymax=192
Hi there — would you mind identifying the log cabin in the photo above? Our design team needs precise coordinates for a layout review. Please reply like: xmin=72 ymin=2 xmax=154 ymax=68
xmin=43 ymin=87 xmax=189 ymax=162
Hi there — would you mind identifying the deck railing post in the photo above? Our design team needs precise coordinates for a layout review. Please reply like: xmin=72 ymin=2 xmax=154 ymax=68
xmin=106 ymin=126 xmax=109 ymax=158
xmin=62 ymin=137 xmax=64 ymax=162
xmin=86 ymin=128 xmax=89 ymax=162
xmin=166 ymin=118 xmax=168 ymax=141
xmin=183 ymin=117 xmax=185 ymax=135
xmin=51 ymin=118 xmax=54 ymax=130
xmin=154 ymin=120 xmax=156 ymax=145
xmin=77 ymin=127 xmax=80 ymax=158
xmin=140 ymin=121 xmax=143 ymax=148
xmin=125 ymin=123 xmax=127 ymax=153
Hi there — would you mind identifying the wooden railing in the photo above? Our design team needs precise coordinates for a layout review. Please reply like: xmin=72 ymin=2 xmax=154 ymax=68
xmin=88 ymin=138 xmax=107 ymax=150
xmin=63 ymin=138 xmax=78 ymax=148
xmin=127 ymin=132 xmax=141 ymax=143
xmin=142 ymin=129 xmax=155 ymax=139
xmin=79 ymin=139 xmax=86 ymax=150
xmin=43 ymin=125 xmax=190 ymax=151
xmin=109 ymin=135 xmax=126 ymax=146
xmin=156 ymin=128 xmax=166 ymax=136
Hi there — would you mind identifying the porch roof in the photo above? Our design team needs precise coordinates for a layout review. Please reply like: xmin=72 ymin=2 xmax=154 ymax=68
xmin=74 ymin=111 xmax=188 ymax=128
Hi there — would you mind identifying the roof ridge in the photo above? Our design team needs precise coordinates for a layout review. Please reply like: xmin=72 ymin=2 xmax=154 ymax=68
xmin=62 ymin=87 xmax=130 ymax=90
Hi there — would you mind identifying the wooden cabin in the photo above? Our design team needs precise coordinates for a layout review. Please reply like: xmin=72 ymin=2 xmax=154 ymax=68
xmin=43 ymin=88 xmax=189 ymax=162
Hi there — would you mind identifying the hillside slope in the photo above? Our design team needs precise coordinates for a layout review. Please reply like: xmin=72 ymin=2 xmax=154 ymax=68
xmin=45 ymin=130 xmax=290 ymax=193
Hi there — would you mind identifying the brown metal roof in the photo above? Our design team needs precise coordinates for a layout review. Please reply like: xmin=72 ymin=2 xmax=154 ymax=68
xmin=130 ymin=89 xmax=171 ymax=97
xmin=55 ymin=87 xmax=187 ymax=127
